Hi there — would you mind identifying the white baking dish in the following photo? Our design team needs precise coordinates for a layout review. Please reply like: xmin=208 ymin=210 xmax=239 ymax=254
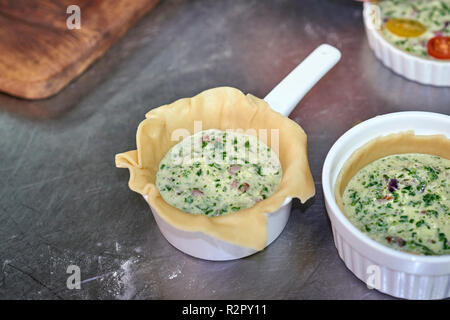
xmin=145 ymin=195 xmax=292 ymax=260
xmin=144 ymin=44 xmax=341 ymax=261
xmin=363 ymin=2 xmax=450 ymax=87
xmin=322 ymin=111 xmax=450 ymax=299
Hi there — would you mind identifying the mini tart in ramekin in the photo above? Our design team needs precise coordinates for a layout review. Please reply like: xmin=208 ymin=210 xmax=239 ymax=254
xmin=335 ymin=131 xmax=450 ymax=216
xmin=335 ymin=132 xmax=450 ymax=257
xmin=363 ymin=2 xmax=450 ymax=86
xmin=323 ymin=111 xmax=450 ymax=299
xmin=115 ymin=87 xmax=315 ymax=251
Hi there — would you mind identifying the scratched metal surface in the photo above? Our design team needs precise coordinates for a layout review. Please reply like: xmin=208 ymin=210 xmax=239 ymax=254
xmin=0 ymin=0 xmax=449 ymax=300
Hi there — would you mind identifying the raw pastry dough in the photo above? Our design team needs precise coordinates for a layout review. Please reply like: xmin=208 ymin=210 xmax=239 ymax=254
xmin=335 ymin=131 xmax=450 ymax=214
xmin=115 ymin=87 xmax=315 ymax=250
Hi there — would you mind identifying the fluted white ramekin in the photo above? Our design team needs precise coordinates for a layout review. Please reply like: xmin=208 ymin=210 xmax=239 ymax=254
xmin=322 ymin=111 xmax=450 ymax=300
xmin=363 ymin=2 xmax=450 ymax=87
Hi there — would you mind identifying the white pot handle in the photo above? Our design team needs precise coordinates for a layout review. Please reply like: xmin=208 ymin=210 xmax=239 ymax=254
xmin=264 ymin=44 xmax=341 ymax=117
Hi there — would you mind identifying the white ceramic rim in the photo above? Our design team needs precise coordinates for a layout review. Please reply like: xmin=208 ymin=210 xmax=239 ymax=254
xmin=322 ymin=111 xmax=450 ymax=266
xmin=363 ymin=2 xmax=450 ymax=86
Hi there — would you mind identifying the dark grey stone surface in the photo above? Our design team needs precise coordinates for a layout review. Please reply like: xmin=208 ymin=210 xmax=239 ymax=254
xmin=0 ymin=0 xmax=448 ymax=299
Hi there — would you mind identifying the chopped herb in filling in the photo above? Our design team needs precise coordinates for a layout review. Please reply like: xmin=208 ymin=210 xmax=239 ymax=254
xmin=378 ymin=0 xmax=450 ymax=59
xmin=156 ymin=129 xmax=282 ymax=216
xmin=343 ymin=153 xmax=450 ymax=255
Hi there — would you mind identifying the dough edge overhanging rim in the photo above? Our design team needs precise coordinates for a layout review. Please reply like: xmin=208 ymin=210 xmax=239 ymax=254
xmin=115 ymin=87 xmax=315 ymax=250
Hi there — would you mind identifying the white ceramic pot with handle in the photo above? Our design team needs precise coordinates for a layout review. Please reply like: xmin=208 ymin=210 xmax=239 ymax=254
xmin=322 ymin=111 xmax=450 ymax=299
xmin=146 ymin=44 xmax=341 ymax=261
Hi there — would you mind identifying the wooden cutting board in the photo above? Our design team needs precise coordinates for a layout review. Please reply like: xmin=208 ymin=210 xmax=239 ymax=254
xmin=0 ymin=0 xmax=160 ymax=100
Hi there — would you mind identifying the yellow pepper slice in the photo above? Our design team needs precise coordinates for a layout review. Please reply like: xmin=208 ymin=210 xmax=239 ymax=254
xmin=384 ymin=18 xmax=427 ymax=38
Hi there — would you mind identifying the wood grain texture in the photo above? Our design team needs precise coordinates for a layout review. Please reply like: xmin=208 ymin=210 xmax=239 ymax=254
xmin=0 ymin=0 xmax=160 ymax=100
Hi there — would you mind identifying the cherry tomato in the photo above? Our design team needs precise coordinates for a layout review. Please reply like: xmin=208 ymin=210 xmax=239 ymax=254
xmin=427 ymin=36 xmax=450 ymax=60
xmin=384 ymin=18 xmax=426 ymax=38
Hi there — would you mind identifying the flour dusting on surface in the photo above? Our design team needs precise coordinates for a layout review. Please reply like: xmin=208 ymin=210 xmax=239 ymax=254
xmin=167 ymin=263 xmax=185 ymax=280
xmin=114 ymin=257 xmax=137 ymax=300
